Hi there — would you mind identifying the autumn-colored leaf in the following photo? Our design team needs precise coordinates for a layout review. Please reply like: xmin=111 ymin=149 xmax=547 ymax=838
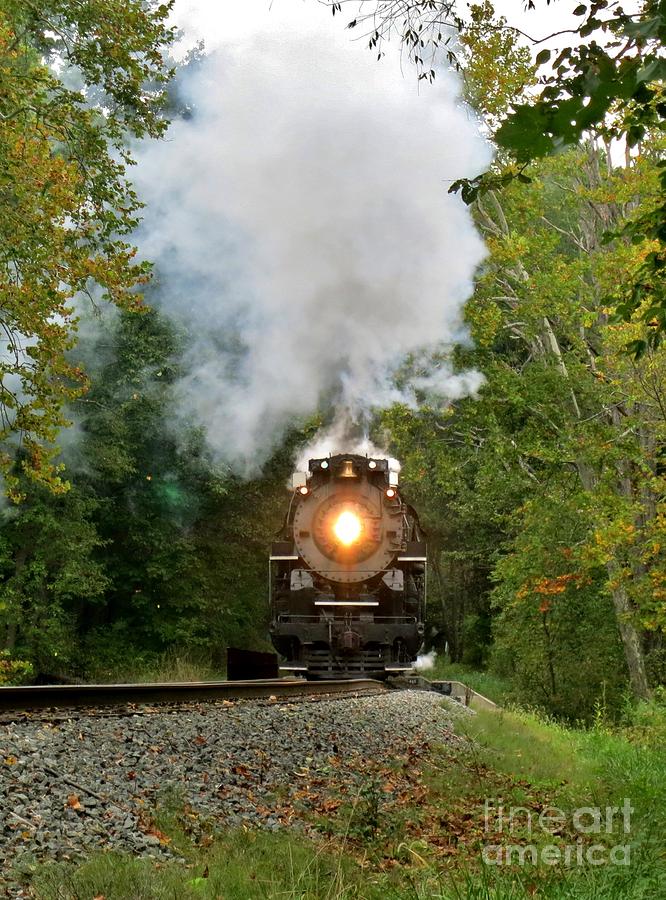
xmin=145 ymin=826 xmax=171 ymax=845
xmin=67 ymin=794 xmax=83 ymax=811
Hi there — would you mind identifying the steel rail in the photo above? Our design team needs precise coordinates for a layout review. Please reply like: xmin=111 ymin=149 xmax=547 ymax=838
xmin=0 ymin=678 xmax=385 ymax=712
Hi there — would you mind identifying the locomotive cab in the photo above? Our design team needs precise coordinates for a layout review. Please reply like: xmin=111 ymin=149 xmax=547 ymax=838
xmin=269 ymin=454 xmax=426 ymax=679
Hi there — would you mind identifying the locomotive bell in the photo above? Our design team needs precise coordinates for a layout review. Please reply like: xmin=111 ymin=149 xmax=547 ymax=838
xmin=339 ymin=459 xmax=356 ymax=478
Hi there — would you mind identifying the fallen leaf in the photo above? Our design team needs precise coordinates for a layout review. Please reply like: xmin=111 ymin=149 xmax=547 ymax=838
xmin=145 ymin=827 xmax=171 ymax=845
xmin=67 ymin=794 xmax=83 ymax=811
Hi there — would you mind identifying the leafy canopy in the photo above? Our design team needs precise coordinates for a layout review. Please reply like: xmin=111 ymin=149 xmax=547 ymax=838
xmin=0 ymin=1 xmax=174 ymax=499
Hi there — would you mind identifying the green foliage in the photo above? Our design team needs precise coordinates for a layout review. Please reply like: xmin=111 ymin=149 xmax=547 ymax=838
xmin=31 ymin=831 xmax=368 ymax=900
xmin=620 ymin=689 xmax=666 ymax=747
xmin=387 ymin=132 xmax=666 ymax=713
xmin=464 ymin=705 xmax=666 ymax=862
xmin=0 ymin=306 xmax=299 ymax=676
xmin=0 ymin=0 xmax=174 ymax=496
xmin=490 ymin=495 xmax=627 ymax=722
xmin=456 ymin=1 xmax=666 ymax=345
xmin=0 ymin=648 xmax=33 ymax=684
xmin=0 ymin=486 xmax=108 ymax=672
xmin=458 ymin=2 xmax=536 ymax=130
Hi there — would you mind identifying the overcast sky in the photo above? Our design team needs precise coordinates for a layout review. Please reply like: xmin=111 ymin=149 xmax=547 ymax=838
xmin=170 ymin=0 xmax=582 ymax=56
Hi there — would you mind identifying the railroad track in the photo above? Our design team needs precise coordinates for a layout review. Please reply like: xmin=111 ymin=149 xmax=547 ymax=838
xmin=0 ymin=677 xmax=385 ymax=715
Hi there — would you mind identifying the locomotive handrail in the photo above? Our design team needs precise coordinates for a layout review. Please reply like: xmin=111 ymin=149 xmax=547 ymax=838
xmin=276 ymin=613 xmax=418 ymax=624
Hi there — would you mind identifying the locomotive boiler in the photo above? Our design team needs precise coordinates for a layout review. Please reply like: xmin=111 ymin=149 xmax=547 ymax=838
xmin=269 ymin=453 xmax=426 ymax=678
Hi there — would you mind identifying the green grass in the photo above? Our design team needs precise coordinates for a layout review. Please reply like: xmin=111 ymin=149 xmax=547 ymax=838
xmin=439 ymin=705 xmax=666 ymax=898
xmin=86 ymin=649 xmax=225 ymax=684
xmin=31 ymin=831 xmax=371 ymax=900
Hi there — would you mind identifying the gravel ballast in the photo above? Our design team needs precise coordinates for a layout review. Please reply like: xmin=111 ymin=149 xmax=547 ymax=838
xmin=0 ymin=690 xmax=470 ymax=885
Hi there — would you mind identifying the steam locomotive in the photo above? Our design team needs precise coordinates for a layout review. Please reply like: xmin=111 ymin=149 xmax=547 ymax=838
xmin=269 ymin=453 xmax=426 ymax=678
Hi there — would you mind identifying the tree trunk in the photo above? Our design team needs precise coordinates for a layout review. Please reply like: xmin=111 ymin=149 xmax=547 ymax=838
xmin=543 ymin=323 xmax=652 ymax=701
xmin=4 ymin=546 xmax=28 ymax=652
xmin=606 ymin=560 xmax=652 ymax=700
xmin=4 ymin=621 xmax=16 ymax=651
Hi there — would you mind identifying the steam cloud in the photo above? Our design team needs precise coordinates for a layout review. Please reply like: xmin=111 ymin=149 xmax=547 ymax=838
xmin=415 ymin=650 xmax=437 ymax=672
xmin=132 ymin=2 xmax=490 ymax=473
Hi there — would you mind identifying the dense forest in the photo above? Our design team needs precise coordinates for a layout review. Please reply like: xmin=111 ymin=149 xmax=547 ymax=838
xmin=1 ymin=0 xmax=665 ymax=726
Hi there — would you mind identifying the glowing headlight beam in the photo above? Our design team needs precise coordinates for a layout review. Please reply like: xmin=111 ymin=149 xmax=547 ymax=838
xmin=333 ymin=510 xmax=362 ymax=546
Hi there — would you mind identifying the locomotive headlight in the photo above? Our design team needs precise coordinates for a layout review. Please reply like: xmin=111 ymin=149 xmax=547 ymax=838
xmin=333 ymin=510 xmax=362 ymax=546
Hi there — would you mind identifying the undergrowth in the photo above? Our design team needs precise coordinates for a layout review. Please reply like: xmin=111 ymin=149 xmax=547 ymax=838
xmin=85 ymin=649 xmax=224 ymax=684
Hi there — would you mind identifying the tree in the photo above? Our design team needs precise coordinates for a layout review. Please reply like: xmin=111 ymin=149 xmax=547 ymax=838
xmin=0 ymin=303 xmax=297 ymax=675
xmin=386 ymin=138 xmax=666 ymax=711
xmin=0 ymin=1 xmax=174 ymax=498
xmin=0 ymin=486 xmax=108 ymax=671
xmin=325 ymin=0 xmax=665 ymax=346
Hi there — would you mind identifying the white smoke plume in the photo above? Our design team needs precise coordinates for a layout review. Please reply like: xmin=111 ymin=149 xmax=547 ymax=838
xmin=133 ymin=1 xmax=491 ymax=474
xmin=415 ymin=650 xmax=437 ymax=672
xmin=294 ymin=413 xmax=401 ymax=473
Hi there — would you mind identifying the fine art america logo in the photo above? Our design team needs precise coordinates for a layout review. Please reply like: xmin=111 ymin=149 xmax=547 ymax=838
xmin=482 ymin=799 xmax=633 ymax=866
